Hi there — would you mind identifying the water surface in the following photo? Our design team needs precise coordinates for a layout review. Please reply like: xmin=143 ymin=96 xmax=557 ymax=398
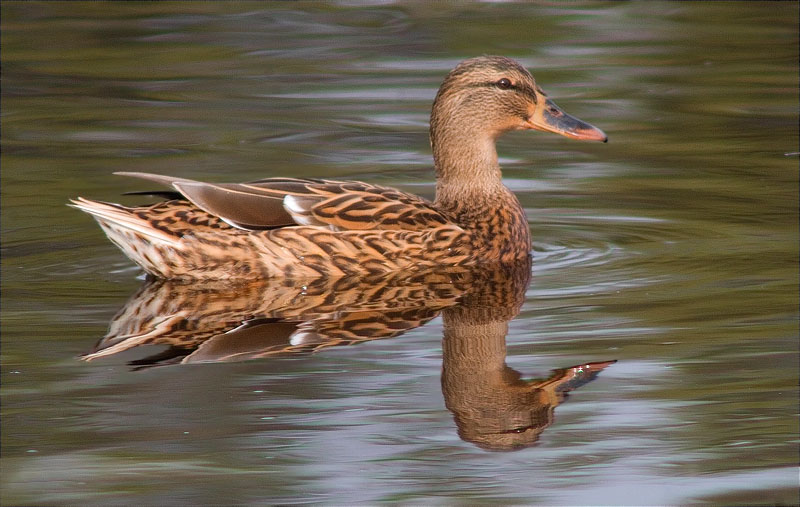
xmin=2 ymin=2 xmax=798 ymax=505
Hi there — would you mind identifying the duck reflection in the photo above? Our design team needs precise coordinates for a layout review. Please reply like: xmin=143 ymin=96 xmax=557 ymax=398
xmin=84 ymin=258 xmax=614 ymax=450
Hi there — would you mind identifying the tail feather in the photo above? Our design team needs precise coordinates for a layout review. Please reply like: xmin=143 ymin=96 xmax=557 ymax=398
xmin=69 ymin=198 xmax=185 ymax=276
xmin=69 ymin=198 xmax=177 ymax=245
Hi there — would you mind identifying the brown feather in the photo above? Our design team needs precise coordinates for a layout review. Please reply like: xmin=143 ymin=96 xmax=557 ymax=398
xmin=173 ymin=181 xmax=294 ymax=229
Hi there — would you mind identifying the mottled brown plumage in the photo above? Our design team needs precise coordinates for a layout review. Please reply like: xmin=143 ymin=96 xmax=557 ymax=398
xmin=71 ymin=56 xmax=606 ymax=280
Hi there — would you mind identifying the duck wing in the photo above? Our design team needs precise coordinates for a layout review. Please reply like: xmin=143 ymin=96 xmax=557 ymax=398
xmin=116 ymin=172 xmax=451 ymax=232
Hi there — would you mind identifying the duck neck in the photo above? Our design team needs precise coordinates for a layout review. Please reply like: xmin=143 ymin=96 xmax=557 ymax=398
xmin=430 ymin=115 xmax=531 ymax=262
xmin=431 ymin=126 xmax=505 ymax=211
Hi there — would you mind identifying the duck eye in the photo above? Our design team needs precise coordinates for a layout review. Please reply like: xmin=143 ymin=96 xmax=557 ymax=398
xmin=496 ymin=78 xmax=513 ymax=90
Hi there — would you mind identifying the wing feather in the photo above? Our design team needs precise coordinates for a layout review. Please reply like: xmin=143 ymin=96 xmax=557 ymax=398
xmin=114 ymin=172 xmax=452 ymax=232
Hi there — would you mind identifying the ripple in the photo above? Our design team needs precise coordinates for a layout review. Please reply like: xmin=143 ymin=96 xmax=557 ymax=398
xmin=532 ymin=239 xmax=622 ymax=273
xmin=260 ymin=88 xmax=433 ymax=102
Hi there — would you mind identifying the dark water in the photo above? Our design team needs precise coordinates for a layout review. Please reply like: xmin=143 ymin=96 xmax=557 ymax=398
xmin=2 ymin=2 xmax=798 ymax=505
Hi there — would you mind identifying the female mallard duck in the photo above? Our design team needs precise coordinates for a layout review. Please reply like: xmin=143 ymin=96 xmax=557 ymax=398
xmin=71 ymin=56 xmax=607 ymax=280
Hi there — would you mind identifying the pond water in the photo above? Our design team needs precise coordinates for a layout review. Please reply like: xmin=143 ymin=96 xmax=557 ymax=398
xmin=2 ymin=2 xmax=798 ymax=505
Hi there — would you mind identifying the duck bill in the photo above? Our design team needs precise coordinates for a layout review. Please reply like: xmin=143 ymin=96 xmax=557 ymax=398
xmin=525 ymin=99 xmax=607 ymax=142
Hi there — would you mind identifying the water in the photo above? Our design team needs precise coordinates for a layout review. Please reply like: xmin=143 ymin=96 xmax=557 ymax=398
xmin=2 ymin=2 xmax=798 ymax=505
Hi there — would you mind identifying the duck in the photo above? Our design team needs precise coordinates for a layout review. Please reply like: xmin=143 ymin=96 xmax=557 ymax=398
xmin=71 ymin=55 xmax=607 ymax=280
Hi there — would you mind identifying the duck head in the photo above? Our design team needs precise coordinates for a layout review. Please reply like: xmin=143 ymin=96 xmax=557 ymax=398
xmin=431 ymin=55 xmax=607 ymax=144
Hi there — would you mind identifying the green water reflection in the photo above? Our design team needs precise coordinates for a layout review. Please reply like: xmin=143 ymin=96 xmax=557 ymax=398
xmin=2 ymin=2 xmax=798 ymax=505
